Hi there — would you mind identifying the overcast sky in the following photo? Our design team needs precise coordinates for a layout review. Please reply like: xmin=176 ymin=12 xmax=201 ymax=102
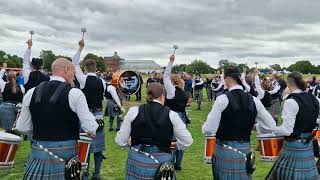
xmin=1 ymin=0 xmax=320 ymax=68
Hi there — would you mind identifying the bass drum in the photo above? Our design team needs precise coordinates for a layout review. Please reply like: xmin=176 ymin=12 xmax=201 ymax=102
xmin=111 ymin=71 xmax=141 ymax=96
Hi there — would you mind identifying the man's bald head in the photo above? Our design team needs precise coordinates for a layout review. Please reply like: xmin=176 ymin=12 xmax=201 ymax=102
xmin=51 ymin=58 xmax=75 ymax=84
xmin=52 ymin=58 xmax=73 ymax=73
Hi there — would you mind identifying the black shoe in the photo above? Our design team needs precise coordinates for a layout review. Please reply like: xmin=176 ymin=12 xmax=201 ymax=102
xmin=109 ymin=128 xmax=114 ymax=131
xmin=174 ymin=165 xmax=182 ymax=171
xmin=91 ymin=177 xmax=101 ymax=180
xmin=115 ymin=128 xmax=120 ymax=131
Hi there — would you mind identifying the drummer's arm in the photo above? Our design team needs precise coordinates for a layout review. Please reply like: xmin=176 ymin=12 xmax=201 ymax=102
xmin=69 ymin=88 xmax=98 ymax=135
xmin=16 ymin=88 xmax=34 ymax=134
xmin=107 ymin=85 xmax=122 ymax=108
xmin=254 ymin=97 xmax=277 ymax=134
xmin=202 ymin=95 xmax=228 ymax=135
xmin=316 ymin=97 xmax=320 ymax=125
xmin=72 ymin=43 xmax=87 ymax=89
xmin=163 ymin=61 xmax=175 ymax=99
xmin=115 ymin=107 xmax=138 ymax=147
xmin=170 ymin=111 xmax=193 ymax=150
xmin=273 ymin=99 xmax=297 ymax=136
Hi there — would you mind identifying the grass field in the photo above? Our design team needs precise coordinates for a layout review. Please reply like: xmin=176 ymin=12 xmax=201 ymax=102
xmin=0 ymin=82 xmax=276 ymax=180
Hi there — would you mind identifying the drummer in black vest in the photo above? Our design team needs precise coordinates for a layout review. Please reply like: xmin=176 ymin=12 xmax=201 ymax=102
xmin=269 ymin=73 xmax=281 ymax=124
xmin=115 ymin=82 xmax=193 ymax=179
xmin=193 ymin=74 xmax=204 ymax=110
xmin=72 ymin=39 xmax=108 ymax=180
xmin=254 ymin=70 xmax=273 ymax=110
xmin=163 ymin=54 xmax=191 ymax=171
xmin=202 ymin=66 xmax=276 ymax=179
xmin=266 ymin=72 xmax=320 ymax=179
xmin=23 ymin=39 xmax=50 ymax=93
xmin=16 ymin=58 xmax=98 ymax=179
xmin=0 ymin=63 xmax=24 ymax=132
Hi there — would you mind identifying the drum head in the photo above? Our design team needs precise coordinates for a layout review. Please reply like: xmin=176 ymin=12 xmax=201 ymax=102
xmin=80 ymin=135 xmax=92 ymax=142
xmin=256 ymin=133 xmax=283 ymax=139
xmin=0 ymin=131 xmax=22 ymax=142
xmin=114 ymin=71 xmax=140 ymax=96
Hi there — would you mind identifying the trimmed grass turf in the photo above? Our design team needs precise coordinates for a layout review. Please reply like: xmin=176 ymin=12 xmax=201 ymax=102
xmin=0 ymin=83 xmax=274 ymax=180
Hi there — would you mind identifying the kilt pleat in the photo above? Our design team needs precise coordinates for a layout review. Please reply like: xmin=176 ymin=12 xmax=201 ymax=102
xmin=266 ymin=135 xmax=319 ymax=180
xmin=0 ymin=103 xmax=17 ymax=131
xmin=23 ymin=140 xmax=77 ymax=180
xmin=212 ymin=141 xmax=251 ymax=180
xmin=126 ymin=145 xmax=174 ymax=180
xmin=89 ymin=111 xmax=105 ymax=153
xmin=104 ymin=99 xmax=120 ymax=117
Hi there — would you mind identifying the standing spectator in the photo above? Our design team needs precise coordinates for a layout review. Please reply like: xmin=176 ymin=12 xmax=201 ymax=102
xmin=193 ymin=74 xmax=204 ymax=110
xmin=136 ymin=73 xmax=143 ymax=101
xmin=16 ymin=72 xmax=25 ymax=86
xmin=184 ymin=74 xmax=193 ymax=98
xmin=206 ymin=76 xmax=213 ymax=101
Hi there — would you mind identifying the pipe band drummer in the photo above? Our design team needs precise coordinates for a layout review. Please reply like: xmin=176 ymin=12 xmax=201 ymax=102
xmin=15 ymin=58 xmax=98 ymax=180
xmin=202 ymin=66 xmax=276 ymax=180
xmin=115 ymin=83 xmax=193 ymax=180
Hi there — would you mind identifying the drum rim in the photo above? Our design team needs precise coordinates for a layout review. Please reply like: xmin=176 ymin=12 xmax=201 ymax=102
xmin=256 ymin=134 xmax=283 ymax=138
xmin=79 ymin=135 xmax=92 ymax=142
xmin=0 ymin=132 xmax=22 ymax=142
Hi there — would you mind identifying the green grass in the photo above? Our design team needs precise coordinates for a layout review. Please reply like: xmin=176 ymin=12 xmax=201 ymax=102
xmin=0 ymin=82 xmax=274 ymax=180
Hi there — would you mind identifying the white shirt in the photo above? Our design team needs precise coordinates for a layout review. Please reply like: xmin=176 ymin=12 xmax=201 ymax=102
xmin=115 ymin=100 xmax=193 ymax=150
xmin=241 ymin=73 xmax=251 ymax=93
xmin=0 ymin=68 xmax=25 ymax=94
xmin=202 ymin=85 xmax=276 ymax=136
xmin=273 ymin=89 xmax=320 ymax=136
xmin=192 ymin=78 xmax=204 ymax=88
xmin=16 ymin=76 xmax=99 ymax=135
xmin=23 ymin=48 xmax=32 ymax=84
xmin=255 ymin=75 xmax=265 ymax=100
xmin=163 ymin=62 xmax=176 ymax=99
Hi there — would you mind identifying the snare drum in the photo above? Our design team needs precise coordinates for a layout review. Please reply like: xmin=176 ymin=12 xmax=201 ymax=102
xmin=0 ymin=131 xmax=22 ymax=168
xmin=257 ymin=134 xmax=283 ymax=161
xmin=78 ymin=134 xmax=92 ymax=169
xmin=204 ymin=136 xmax=216 ymax=164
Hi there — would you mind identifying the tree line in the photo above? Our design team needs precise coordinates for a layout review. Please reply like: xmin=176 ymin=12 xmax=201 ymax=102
xmin=0 ymin=50 xmax=106 ymax=72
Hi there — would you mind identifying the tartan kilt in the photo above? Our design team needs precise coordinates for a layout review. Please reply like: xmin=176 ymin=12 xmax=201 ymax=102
xmin=266 ymin=137 xmax=319 ymax=180
xmin=89 ymin=110 xmax=105 ymax=153
xmin=104 ymin=98 xmax=120 ymax=117
xmin=126 ymin=145 xmax=174 ymax=180
xmin=194 ymin=89 xmax=203 ymax=101
xmin=0 ymin=103 xmax=17 ymax=131
xmin=24 ymin=140 xmax=77 ymax=180
xmin=269 ymin=99 xmax=281 ymax=117
xmin=212 ymin=140 xmax=251 ymax=180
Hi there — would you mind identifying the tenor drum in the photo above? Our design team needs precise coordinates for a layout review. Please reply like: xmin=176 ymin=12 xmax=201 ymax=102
xmin=204 ymin=136 xmax=216 ymax=164
xmin=0 ymin=131 xmax=22 ymax=168
xmin=257 ymin=134 xmax=283 ymax=161
xmin=78 ymin=134 xmax=92 ymax=169
xmin=112 ymin=71 xmax=141 ymax=96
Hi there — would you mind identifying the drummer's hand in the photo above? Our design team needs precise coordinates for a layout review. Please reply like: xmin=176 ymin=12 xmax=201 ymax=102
xmin=87 ymin=132 xmax=96 ymax=138
xmin=170 ymin=54 xmax=175 ymax=63
xmin=78 ymin=39 xmax=85 ymax=50
xmin=121 ymin=107 xmax=126 ymax=113
xmin=170 ymin=142 xmax=177 ymax=151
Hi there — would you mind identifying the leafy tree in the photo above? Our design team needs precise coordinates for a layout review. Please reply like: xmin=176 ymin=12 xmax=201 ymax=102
xmin=10 ymin=55 xmax=22 ymax=68
xmin=270 ymin=64 xmax=282 ymax=71
xmin=237 ymin=64 xmax=249 ymax=73
xmin=40 ymin=50 xmax=56 ymax=71
xmin=83 ymin=53 xmax=106 ymax=72
xmin=287 ymin=60 xmax=316 ymax=74
xmin=186 ymin=59 xmax=213 ymax=74
xmin=172 ymin=64 xmax=188 ymax=73
xmin=6 ymin=59 xmax=16 ymax=68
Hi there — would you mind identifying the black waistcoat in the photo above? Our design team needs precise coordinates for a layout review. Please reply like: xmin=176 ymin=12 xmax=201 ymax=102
xmin=165 ymin=87 xmax=189 ymax=113
xmin=2 ymin=83 xmax=23 ymax=103
xmin=131 ymin=102 xmax=173 ymax=153
xmin=24 ymin=71 xmax=50 ymax=93
xmin=29 ymin=81 xmax=80 ymax=141
xmin=82 ymin=76 xmax=104 ymax=109
xmin=287 ymin=93 xmax=319 ymax=138
xmin=104 ymin=84 xmax=113 ymax=99
xmin=216 ymin=89 xmax=257 ymax=141
xmin=260 ymin=91 xmax=272 ymax=108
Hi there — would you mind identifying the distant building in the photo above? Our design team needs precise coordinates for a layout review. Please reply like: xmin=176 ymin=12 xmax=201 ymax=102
xmin=104 ymin=52 xmax=162 ymax=73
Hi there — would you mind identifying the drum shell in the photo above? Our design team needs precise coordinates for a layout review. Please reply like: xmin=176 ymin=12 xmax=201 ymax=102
xmin=204 ymin=136 xmax=216 ymax=164
xmin=0 ymin=131 xmax=22 ymax=168
xmin=257 ymin=134 xmax=283 ymax=161
xmin=78 ymin=135 xmax=92 ymax=169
